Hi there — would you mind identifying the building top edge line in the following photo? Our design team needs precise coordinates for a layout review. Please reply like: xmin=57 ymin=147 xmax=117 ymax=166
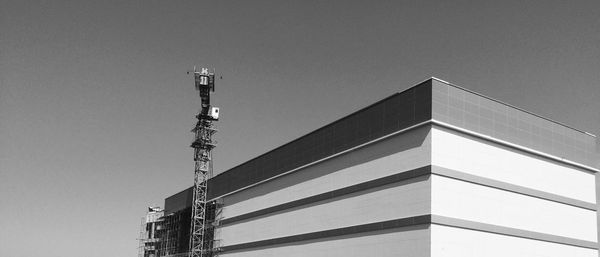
xmin=430 ymin=77 xmax=596 ymax=138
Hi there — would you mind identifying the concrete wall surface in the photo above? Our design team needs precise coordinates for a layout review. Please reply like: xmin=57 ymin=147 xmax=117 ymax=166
xmin=431 ymin=174 xmax=597 ymax=241
xmin=211 ymin=119 xmax=598 ymax=256
xmin=216 ymin=126 xmax=432 ymax=252
xmin=431 ymin=225 xmax=597 ymax=257
xmin=431 ymin=126 xmax=596 ymax=203
xmin=222 ymin=125 xmax=431 ymax=219
xmin=220 ymin=226 xmax=430 ymax=257
xmin=220 ymin=176 xmax=430 ymax=246
xmin=431 ymin=125 xmax=598 ymax=256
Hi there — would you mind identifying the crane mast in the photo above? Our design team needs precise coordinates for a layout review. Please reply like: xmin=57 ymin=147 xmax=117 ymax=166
xmin=189 ymin=67 xmax=219 ymax=257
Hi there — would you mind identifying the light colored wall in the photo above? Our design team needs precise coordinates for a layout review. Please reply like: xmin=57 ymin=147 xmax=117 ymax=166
xmin=220 ymin=226 xmax=430 ymax=257
xmin=431 ymin=224 xmax=597 ymax=257
xmin=431 ymin=126 xmax=596 ymax=203
xmin=220 ymin=176 xmax=430 ymax=246
xmin=431 ymin=175 xmax=597 ymax=242
xmin=597 ymin=172 xmax=600 ymax=257
xmin=215 ymin=124 xmax=598 ymax=255
xmin=222 ymin=126 xmax=432 ymax=219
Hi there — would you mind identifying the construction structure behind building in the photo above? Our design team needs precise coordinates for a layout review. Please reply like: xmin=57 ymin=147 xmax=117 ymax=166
xmin=138 ymin=67 xmax=221 ymax=257
xmin=138 ymin=207 xmax=163 ymax=257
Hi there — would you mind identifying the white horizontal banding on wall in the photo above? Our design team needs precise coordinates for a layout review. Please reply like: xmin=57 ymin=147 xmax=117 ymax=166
xmin=219 ymin=165 xmax=594 ymax=228
xmin=219 ymin=225 xmax=431 ymax=257
xmin=431 ymin=166 xmax=596 ymax=211
xmin=211 ymin=120 xmax=432 ymax=199
xmin=222 ymin=127 xmax=431 ymax=219
xmin=431 ymin=120 xmax=599 ymax=173
xmin=431 ymin=175 xmax=598 ymax=242
xmin=219 ymin=214 xmax=597 ymax=253
xmin=213 ymin=119 xmax=597 ymax=203
xmin=431 ymin=224 xmax=597 ymax=257
xmin=431 ymin=125 xmax=597 ymax=203
xmin=220 ymin=176 xmax=431 ymax=246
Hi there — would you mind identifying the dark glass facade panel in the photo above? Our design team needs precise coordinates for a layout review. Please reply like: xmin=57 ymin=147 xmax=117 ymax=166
xmin=156 ymin=208 xmax=191 ymax=256
xmin=164 ymin=187 xmax=193 ymax=215
xmin=207 ymin=80 xmax=432 ymax=199
xmin=431 ymin=80 xmax=599 ymax=169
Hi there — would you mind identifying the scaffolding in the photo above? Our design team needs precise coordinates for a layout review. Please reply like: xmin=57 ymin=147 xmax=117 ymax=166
xmin=138 ymin=207 xmax=164 ymax=257
xmin=188 ymin=67 xmax=221 ymax=257
xmin=138 ymin=217 xmax=146 ymax=257
xmin=156 ymin=210 xmax=191 ymax=257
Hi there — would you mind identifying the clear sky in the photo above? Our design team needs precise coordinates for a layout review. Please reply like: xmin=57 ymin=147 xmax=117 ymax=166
xmin=1 ymin=1 xmax=599 ymax=257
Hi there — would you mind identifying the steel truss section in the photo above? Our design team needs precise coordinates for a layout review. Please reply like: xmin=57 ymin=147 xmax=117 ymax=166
xmin=190 ymin=120 xmax=216 ymax=257
xmin=189 ymin=67 xmax=219 ymax=257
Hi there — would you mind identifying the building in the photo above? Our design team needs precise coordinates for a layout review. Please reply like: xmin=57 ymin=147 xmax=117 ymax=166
xmin=151 ymin=78 xmax=599 ymax=257
xmin=138 ymin=207 xmax=164 ymax=257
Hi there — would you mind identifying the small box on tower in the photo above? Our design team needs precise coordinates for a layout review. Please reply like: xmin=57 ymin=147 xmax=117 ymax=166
xmin=209 ymin=107 xmax=220 ymax=120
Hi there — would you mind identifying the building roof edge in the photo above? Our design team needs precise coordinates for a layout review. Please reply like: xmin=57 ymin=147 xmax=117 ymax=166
xmin=430 ymin=77 xmax=596 ymax=138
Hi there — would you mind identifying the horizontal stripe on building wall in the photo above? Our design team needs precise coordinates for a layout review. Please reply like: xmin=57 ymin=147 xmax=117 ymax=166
xmin=431 ymin=121 xmax=599 ymax=173
xmin=220 ymin=164 xmax=594 ymax=228
xmin=431 ymin=166 xmax=597 ymax=211
xmin=209 ymin=120 xmax=597 ymax=202
xmin=220 ymin=166 xmax=432 ymax=226
xmin=431 ymin=215 xmax=598 ymax=249
xmin=208 ymin=120 xmax=432 ymax=201
xmin=219 ymin=214 xmax=597 ymax=253
xmin=220 ymin=215 xmax=432 ymax=253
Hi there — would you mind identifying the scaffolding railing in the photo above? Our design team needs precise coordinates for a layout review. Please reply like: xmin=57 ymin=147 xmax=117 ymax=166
xmin=139 ymin=207 xmax=164 ymax=257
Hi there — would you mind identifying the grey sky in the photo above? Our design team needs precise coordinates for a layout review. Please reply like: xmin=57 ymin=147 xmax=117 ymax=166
xmin=1 ymin=1 xmax=599 ymax=257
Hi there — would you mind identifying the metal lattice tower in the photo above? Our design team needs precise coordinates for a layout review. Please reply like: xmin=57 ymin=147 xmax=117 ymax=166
xmin=189 ymin=67 xmax=219 ymax=257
